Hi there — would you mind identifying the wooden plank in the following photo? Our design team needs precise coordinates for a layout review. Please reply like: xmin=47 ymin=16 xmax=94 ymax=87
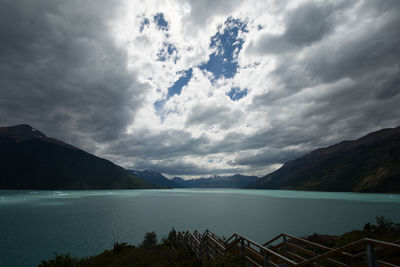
xmin=225 ymin=238 xmax=240 ymax=251
xmin=365 ymin=239 xmax=400 ymax=251
xmin=296 ymin=239 xmax=367 ymax=267
xmin=268 ymin=260 xmax=281 ymax=267
xmin=236 ymin=234 xmax=298 ymax=266
xmin=264 ymin=233 xmax=284 ymax=247
xmin=285 ymin=234 xmax=353 ymax=259
xmin=207 ymin=234 xmax=226 ymax=250
xmin=215 ymin=247 xmax=224 ymax=256
xmin=286 ymin=242 xmax=348 ymax=266
xmin=245 ymin=255 xmax=262 ymax=267
xmin=285 ymin=234 xmax=335 ymax=252
xmin=286 ymin=242 xmax=314 ymax=257
xmin=225 ymin=233 xmax=238 ymax=244
xmin=286 ymin=251 xmax=307 ymax=262
xmin=322 ymin=257 xmax=350 ymax=267
xmin=244 ymin=246 xmax=264 ymax=263
xmin=178 ymin=230 xmax=400 ymax=267
xmin=377 ymin=260 xmax=400 ymax=267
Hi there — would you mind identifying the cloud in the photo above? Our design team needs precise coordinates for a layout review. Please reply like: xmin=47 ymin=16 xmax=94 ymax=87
xmin=185 ymin=104 xmax=243 ymax=129
xmin=0 ymin=0 xmax=148 ymax=151
xmin=230 ymin=147 xmax=306 ymax=167
xmin=247 ymin=1 xmax=348 ymax=55
xmin=1 ymin=0 xmax=399 ymax=178
xmin=129 ymin=158 xmax=240 ymax=176
xmin=179 ymin=0 xmax=243 ymax=33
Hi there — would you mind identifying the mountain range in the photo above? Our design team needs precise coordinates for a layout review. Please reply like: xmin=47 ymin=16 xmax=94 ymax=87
xmin=130 ymin=170 xmax=258 ymax=188
xmin=249 ymin=126 xmax=400 ymax=193
xmin=0 ymin=124 xmax=157 ymax=189
xmin=172 ymin=174 xmax=259 ymax=188
xmin=1 ymin=124 xmax=399 ymax=192
xmin=129 ymin=169 xmax=183 ymax=188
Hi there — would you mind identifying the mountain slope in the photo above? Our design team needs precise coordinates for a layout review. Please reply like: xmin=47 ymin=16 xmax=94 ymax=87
xmin=249 ymin=126 xmax=400 ymax=193
xmin=172 ymin=174 xmax=259 ymax=188
xmin=129 ymin=170 xmax=183 ymax=188
xmin=0 ymin=124 xmax=157 ymax=189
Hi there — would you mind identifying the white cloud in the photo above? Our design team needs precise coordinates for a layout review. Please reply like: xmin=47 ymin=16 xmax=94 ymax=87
xmin=106 ymin=0 xmax=400 ymax=176
xmin=1 ymin=0 xmax=399 ymax=178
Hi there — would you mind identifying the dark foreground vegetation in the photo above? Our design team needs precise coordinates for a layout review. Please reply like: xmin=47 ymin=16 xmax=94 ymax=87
xmin=40 ymin=217 xmax=399 ymax=267
xmin=39 ymin=230 xmax=244 ymax=267
xmin=307 ymin=216 xmax=400 ymax=248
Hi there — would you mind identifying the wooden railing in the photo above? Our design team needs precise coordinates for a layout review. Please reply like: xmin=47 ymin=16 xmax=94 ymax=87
xmin=175 ymin=230 xmax=400 ymax=266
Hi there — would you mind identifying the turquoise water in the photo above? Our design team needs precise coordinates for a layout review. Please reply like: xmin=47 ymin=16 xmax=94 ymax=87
xmin=1 ymin=189 xmax=399 ymax=266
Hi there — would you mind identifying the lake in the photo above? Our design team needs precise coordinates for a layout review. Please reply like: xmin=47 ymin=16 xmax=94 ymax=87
xmin=1 ymin=189 xmax=400 ymax=266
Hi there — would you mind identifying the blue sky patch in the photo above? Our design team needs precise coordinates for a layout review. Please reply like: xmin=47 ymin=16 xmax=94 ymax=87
xmin=153 ymin=99 xmax=164 ymax=111
xmin=153 ymin=13 xmax=168 ymax=31
xmin=139 ymin=17 xmax=150 ymax=32
xmin=154 ymin=68 xmax=193 ymax=113
xmin=157 ymin=42 xmax=178 ymax=63
xmin=167 ymin=68 xmax=193 ymax=98
xmin=199 ymin=17 xmax=248 ymax=81
xmin=227 ymin=87 xmax=248 ymax=101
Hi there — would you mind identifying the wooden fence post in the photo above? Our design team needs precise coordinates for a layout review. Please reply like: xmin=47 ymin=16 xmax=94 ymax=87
xmin=314 ymin=247 xmax=319 ymax=267
xmin=223 ymin=242 xmax=226 ymax=257
xmin=282 ymin=235 xmax=288 ymax=256
xmin=367 ymin=244 xmax=377 ymax=267
xmin=264 ymin=252 xmax=270 ymax=267
xmin=199 ymin=236 xmax=203 ymax=260
xmin=241 ymin=238 xmax=245 ymax=257
xmin=206 ymin=236 xmax=210 ymax=260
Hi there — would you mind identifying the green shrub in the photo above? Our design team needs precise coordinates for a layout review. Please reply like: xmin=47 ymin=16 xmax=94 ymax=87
xmin=39 ymin=253 xmax=78 ymax=267
xmin=141 ymin=231 xmax=157 ymax=247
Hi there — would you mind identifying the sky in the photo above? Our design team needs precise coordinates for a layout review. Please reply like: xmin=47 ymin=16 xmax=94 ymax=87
xmin=1 ymin=0 xmax=400 ymax=178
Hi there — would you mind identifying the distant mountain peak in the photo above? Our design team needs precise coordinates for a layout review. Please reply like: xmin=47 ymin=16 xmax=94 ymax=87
xmin=143 ymin=169 xmax=158 ymax=174
xmin=0 ymin=124 xmax=46 ymax=139
xmin=172 ymin=174 xmax=259 ymax=188
xmin=129 ymin=169 xmax=183 ymax=188
xmin=249 ymin=125 xmax=400 ymax=193
xmin=0 ymin=124 xmax=156 ymax=190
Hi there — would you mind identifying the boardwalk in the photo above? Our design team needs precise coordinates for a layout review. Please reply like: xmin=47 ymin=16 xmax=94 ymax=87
xmin=176 ymin=230 xmax=400 ymax=266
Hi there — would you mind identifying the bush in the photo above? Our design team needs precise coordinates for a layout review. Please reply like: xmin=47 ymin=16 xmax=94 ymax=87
xmin=112 ymin=242 xmax=129 ymax=253
xmin=141 ymin=231 xmax=157 ymax=247
xmin=39 ymin=253 xmax=78 ymax=267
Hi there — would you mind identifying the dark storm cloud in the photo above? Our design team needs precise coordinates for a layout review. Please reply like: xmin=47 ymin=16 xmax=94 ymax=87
xmin=109 ymin=126 xmax=312 ymax=165
xmin=256 ymin=0 xmax=400 ymax=91
xmin=229 ymin=148 xmax=306 ymax=167
xmin=248 ymin=1 xmax=349 ymax=54
xmin=0 ymin=0 xmax=148 ymax=151
xmin=129 ymin=158 xmax=239 ymax=176
xmin=106 ymin=129 xmax=210 ymax=160
xmin=114 ymin=126 xmax=312 ymax=175
xmin=296 ymin=2 xmax=400 ymax=87
xmin=1 ymin=0 xmax=399 ymax=177
xmin=248 ymin=0 xmax=400 ymax=154
xmin=179 ymin=0 xmax=242 ymax=31
xmin=185 ymin=105 xmax=243 ymax=129
xmin=114 ymin=0 xmax=400 ymax=175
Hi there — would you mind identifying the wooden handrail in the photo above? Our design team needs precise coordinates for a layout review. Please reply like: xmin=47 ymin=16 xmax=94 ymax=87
xmin=224 ymin=233 xmax=238 ymax=244
xmin=236 ymin=234 xmax=299 ymax=265
xmin=365 ymin=238 xmax=400 ymax=251
xmin=284 ymin=233 xmax=354 ymax=259
xmin=174 ymin=229 xmax=400 ymax=267
xmin=263 ymin=233 xmax=284 ymax=247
